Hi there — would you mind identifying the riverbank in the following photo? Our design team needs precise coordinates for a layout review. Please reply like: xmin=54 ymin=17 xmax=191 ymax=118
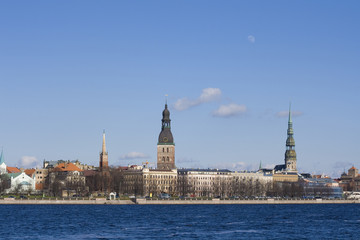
xmin=0 ymin=198 xmax=134 ymax=205
xmin=137 ymin=198 xmax=360 ymax=204
xmin=1 ymin=198 xmax=359 ymax=204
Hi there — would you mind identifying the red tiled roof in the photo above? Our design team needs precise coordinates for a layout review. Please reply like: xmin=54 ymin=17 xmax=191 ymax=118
xmin=7 ymin=166 xmax=21 ymax=173
xmin=24 ymin=169 xmax=36 ymax=176
xmin=53 ymin=162 xmax=83 ymax=172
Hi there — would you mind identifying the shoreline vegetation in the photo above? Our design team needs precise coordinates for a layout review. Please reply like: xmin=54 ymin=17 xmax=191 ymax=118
xmin=1 ymin=198 xmax=359 ymax=205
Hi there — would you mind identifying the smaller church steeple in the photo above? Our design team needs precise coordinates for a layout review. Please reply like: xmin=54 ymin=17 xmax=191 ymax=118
xmin=99 ymin=130 xmax=109 ymax=170
xmin=0 ymin=148 xmax=7 ymax=174
xmin=102 ymin=130 xmax=107 ymax=153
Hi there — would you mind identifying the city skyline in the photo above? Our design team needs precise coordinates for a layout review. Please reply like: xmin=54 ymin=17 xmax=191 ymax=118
xmin=1 ymin=1 xmax=359 ymax=177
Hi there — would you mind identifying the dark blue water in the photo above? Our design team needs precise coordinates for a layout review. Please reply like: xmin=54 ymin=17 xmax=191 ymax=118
xmin=0 ymin=204 xmax=359 ymax=239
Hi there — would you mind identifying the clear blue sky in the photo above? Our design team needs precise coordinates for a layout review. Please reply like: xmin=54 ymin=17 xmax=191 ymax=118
xmin=0 ymin=1 xmax=359 ymax=177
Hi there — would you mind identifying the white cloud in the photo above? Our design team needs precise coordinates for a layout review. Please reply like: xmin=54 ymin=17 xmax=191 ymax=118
xmin=119 ymin=152 xmax=149 ymax=160
xmin=212 ymin=103 xmax=247 ymax=117
xmin=18 ymin=156 xmax=41 ymax=168
xmin=173 ymin=88 xmax=222 ymax=111
xmin=199 ymin=88 xmax=222 ymax=102
xmin=248 ymin=35 xmax=255 ymax=43
xmin=276 ymin=111 xmax=303 ymax=118
xmin=173 ymin=98 xmax=198 ymax=111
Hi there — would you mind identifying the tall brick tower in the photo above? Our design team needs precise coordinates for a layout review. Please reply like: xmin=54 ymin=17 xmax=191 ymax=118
xmin=99 ymin=130 xmax=108 ymax=170
xmin=157 ymin=103 xmax=175 ymax=170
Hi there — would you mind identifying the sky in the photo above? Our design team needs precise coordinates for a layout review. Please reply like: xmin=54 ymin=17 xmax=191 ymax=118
xmin=0 ymin=1 xmax=359 ymax=177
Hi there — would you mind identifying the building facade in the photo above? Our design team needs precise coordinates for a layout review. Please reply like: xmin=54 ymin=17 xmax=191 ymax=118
xmin=6 ymin=172 xmax=36 ymax=193
xmin=339 ymin=166 xmax=360 ymax=191
xmin=178 ymin=169 xmax=273 ymax=198
xmin=121 ymin=165 xmax=177 ymax=197
xmin=48 ymin=162 xmax=86 ymax=197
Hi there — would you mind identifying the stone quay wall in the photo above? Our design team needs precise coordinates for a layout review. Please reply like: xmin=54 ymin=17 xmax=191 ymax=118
xmin=136 ymin=198 xmax=360 ymax=205
xmin=0 ymin=198 xmax=134 ymax=205
xmin=1 ymin=198 xmax=359 ymax=205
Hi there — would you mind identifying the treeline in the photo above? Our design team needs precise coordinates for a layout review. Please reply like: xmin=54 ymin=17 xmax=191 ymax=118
xmin=16 ymin=167 xmax=337 ymax=198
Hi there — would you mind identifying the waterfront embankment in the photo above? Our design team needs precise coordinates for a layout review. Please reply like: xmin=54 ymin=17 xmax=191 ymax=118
xmin=1 ymin=198 xmax=359 ymax=205
xmin=136 ymin=198 xmax=360 ymax=204
xmin=0 ymin=198 xmax=134 ymax=205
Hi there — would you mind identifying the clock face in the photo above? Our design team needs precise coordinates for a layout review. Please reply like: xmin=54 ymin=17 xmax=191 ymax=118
xmin=163 ymin=137 xmax=168 ymax=142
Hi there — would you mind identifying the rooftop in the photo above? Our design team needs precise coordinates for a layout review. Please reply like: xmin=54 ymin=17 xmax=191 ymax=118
xmin=53 ymin=162 xmax=83 ymax=172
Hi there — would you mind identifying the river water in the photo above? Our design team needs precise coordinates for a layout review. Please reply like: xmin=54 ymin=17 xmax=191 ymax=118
xmin=0 ymin=204 xmax=359 ymax=239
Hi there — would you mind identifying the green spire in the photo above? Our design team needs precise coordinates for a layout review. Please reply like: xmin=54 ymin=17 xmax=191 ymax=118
xmin=287 ymin=102 xmax=294 ymax=136
xmin=0 ymin=149 xmax=4 ymax=164
xmin=288 ymin=102 xmax=292 ymax=124
xmin=259 ymin=161 xmax=262 ymax=170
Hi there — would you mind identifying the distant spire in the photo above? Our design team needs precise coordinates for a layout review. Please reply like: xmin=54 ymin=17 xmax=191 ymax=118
xmin=0 ymin=148 xmax=4 ymax=164
xmin=259 ymin=161 xmax=262 ymax=170
xmin=287 ymin=102 xmax=294 ymax=136
xmin=288 ymin=102 xmax=292 ymax=124
xmin=165 ymin=94 xmax=168 ymax=105
xmin=102 ymin=130 xmax=107 ymax=153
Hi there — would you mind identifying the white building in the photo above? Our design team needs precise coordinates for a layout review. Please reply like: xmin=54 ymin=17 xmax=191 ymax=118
xmin=7 ymin=172 xmax=36 ymax=193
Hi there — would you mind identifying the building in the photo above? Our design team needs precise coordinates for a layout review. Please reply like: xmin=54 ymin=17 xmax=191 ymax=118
xmin=6 ymin=172 xmax=36 ymax=193
xmin=178 ymin=169 xmax=232 ymax=197
xmin=33 ymin=168 xmax=48 ymax=191
xmin=178 ymin=169 xmax=273 ymax=198
xmin=99 ymin=130 xmax=109 ymax=171
xmin=157 ymin=103 xmax=175 ymax=170
xmin=339 ymin=166 xmax=360 ymax=191
xmin=273 ymin=172 xmax=298 ymax=182
xmin=144 ymin=168 xmax=177 ymax=196
xmin=303 ymin=177 xmax=343 ymax=198
xmin=44 ymin=159 xmax=94 ymax=171
xmin=6 ymin=166 xmax=21 ymax=173
xmin=48 ymin=162 xmax=86 ymax=197
xmin=274 ymin=104 xmax=298 ymax=174
xmin=120 ymin=165 xmax=178 ymax=197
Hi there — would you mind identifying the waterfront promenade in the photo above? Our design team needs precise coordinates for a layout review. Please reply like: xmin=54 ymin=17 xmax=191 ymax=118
xmin=1 ymin=198 xmax=359 ymax=205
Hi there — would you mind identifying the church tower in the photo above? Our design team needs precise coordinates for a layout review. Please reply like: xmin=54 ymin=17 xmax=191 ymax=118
xmin=157 ymin=103 xmax=175 ymax=170
xmin=99 ymin=130 xmax=108 ymax=170
xmin=0 ymin=149 xmax=7 ymax=174
xmin=285 ymin=104 xmax=297 ymax=172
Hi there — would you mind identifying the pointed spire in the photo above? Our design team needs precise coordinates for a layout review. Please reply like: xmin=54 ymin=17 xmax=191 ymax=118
xmin=287 ymin=102 xmax=294 ymax=136
xmin=288 ymin=102 xmax=292 ymax=124
xmin=102 ymin=130 xmax=107 ymax=153
xmin=0 ymin=148 xmax=4 ymax=164
xmin=259 ymin=161 xmax=262 ymax=170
